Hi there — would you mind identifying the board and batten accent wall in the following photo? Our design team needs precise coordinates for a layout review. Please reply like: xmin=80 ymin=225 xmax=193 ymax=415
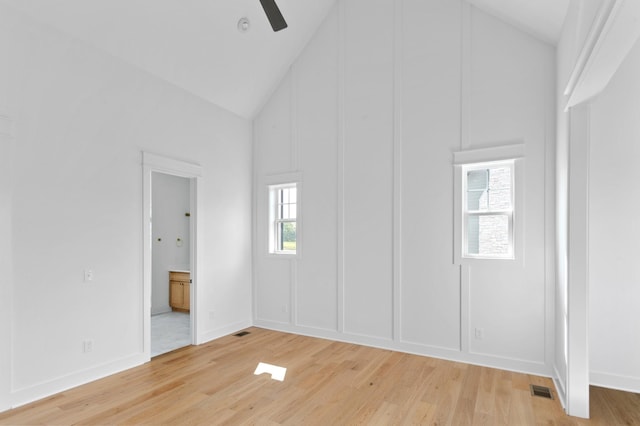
xmin=253 ymin=0 xmax=556 ymax=376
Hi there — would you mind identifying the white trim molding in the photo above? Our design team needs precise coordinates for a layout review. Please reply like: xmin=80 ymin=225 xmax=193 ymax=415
xmin=453 ymin=142 xmax=525 ymax=165
xmin=261 ymin=171 xmax=303 ymax=261
xmin=0 ymin=115 xmax=14 ymax=412
xmin=141 ymin=152 xmax=203 ymax=359
xmin=590 ymin=371 xmax=640 ymax=394
xmin=453 ymin=142 xmax=526 ymax=267
xmin=566 ymin=104 xmax=590 ymax=418
xmin=142 ymin=152 xmax=203 ymax=178
xmin=565 ymin=0 xmax=640 ymax=108
xmin=9 ymin=353 xmax=146 ymax=411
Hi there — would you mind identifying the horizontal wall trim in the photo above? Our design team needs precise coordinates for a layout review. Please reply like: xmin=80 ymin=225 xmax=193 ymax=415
xmin=259 ymin=171 xmax=303 ymax=186
xmin=292 ymin=322 xmax=339 ymax=334
xmin=453 ymin=142 xmax=525 ymax=165
xmin=590 ymin=370 xmax=640 ymax=394
xmin=255 ymin=321 xmax=552 ymax=377
xmin=342 ymin=328 xmax=393 ymax=343
xmin=255 ymin=316 xmax=291 ymax=326
xmin=399 ymin=337 xmax=461 ymax=353
xmin=10 ymin=353 xmax=147 ymax=410
xmin=468 ymin=348 xmax=546 ymax=366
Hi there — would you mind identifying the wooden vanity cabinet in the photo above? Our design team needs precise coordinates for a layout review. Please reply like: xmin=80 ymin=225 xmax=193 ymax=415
xmin=169 ymin=271 xmax=190 ymax=312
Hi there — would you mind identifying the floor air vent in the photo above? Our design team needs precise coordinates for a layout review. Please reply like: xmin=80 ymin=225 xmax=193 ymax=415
xmin=234 ymin=331 xmax=250 ymax=337
xmin=530 ymin=384 xmax=553 ymax=399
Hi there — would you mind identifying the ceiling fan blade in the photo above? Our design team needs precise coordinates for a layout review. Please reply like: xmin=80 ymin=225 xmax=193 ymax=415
xmin=259 ymin=0 xmax=288 ymax=32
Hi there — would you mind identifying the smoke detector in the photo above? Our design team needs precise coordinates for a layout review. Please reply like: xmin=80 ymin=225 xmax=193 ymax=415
xmin=237 ymin=17 xmax=250 ymax=33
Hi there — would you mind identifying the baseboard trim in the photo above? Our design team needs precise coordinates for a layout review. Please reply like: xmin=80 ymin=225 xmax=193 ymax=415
xmin=9 ymin=353 xmax=147 ymax=411
xmin=151 ymin=306 xmax=172 ymax=316
xmin=254 ymin=320 xmax=552 ymax=377
xmin=591 ymin=370 xmax=640 ymax=393
xmin=197 ymin=319 xmax=253 ymax=345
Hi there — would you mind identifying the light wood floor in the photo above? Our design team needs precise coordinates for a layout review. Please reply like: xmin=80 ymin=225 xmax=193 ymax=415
xmin=0 ymin=327 xmax=638 ymax=425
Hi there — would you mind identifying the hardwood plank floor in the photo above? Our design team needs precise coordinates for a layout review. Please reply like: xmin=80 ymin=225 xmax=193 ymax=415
xmin=0 ymin=327 xmax=637 ymax=425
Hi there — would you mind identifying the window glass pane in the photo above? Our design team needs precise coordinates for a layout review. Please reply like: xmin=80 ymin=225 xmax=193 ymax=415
xmin=467 ymin=214 xmax=509 ymax=256
xmin=270 ymin=183 xmax=298 ymax=254
xmin=467 ymin=170 xmax=488 ymax=211
xmin=467 ymin=169 xmax=488 ymax=190
xmin=488 ymin=189 xmax=511 ymax=210
xmin=280 ymin=222 xmax=296 ymax=251
xmin=467 ymin=190 xmax=487 ymax=211
xmin=467 ymin=215 xmax=480 ymax=254
xmin=488 ymin=167 xmax=511 ymax=210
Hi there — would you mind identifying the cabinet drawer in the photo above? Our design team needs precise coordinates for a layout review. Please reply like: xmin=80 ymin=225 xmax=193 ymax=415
xmin=169 ymin=271 xmax=190 ymax=282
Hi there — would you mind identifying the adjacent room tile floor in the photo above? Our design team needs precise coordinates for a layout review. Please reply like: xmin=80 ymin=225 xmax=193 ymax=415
xmin=151 ymin=311 xmax=190 ymax=357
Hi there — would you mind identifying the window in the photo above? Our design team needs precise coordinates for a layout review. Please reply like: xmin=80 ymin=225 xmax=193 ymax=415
xmin=462 ymin=161 xmax=514 ymax=259
xmin=269 ymin=183 xmax=297 ymax=254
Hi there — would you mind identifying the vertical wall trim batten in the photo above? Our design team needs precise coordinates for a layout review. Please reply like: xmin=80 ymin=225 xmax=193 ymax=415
xmin=544 ymin=52 xmax=556 ymax=371
xmin=566 ymin=104 xmax=590 ymax=418
xmin=251 ymin=122 xmax=259 ymax=323
xmin=0 ymin=115 xmax=14 ymax=410
xmin=460 ymin=265 xmax=470 ymax=353
xmin=460 ymin=3 xmax=472 ymax=152
xmin=459 ymin=1 xmax=472 ymax=354
xmin=291 ymin=260 xmax=297 ymax=325
xmin=290 ymin=64 xmax=300 ymax=172
xmin=392 ymin=0 xmax=404 ymax=342
xmin=336 ymin=0 xmax=346 ymax=334
xmin=290 ymin=64 xmax=299 ymax=326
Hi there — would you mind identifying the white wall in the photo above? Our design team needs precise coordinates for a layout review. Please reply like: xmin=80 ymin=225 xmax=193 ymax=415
xmin=151 ymin=172 xmax=191 ymax=315
xmin=589 ymin=37 xmax=640 ymax=393
xmin=0 ymin=4 xmax=252 ymax=410
xmin=254 ymin=0 xmax=556 ymax=375
xmin=554 ymin=0 xmax=634 ymax=416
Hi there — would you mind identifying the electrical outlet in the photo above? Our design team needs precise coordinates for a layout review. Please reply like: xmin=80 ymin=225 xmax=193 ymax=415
xmin=474 ymin=328 xmax=484 ymax=340
xmin=84 ymin=269 xmax=94 ymax=282
xmin=83 ymin=340 xmax=94 ymax=353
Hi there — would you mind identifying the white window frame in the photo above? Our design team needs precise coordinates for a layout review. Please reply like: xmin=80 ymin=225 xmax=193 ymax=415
xmin=270 ymin=183 xmax=297 ymax=255
xmin=462 ymin=161 xmax=515 ymax=259
xmin=453 ymin=143 xmax=524 ymax=264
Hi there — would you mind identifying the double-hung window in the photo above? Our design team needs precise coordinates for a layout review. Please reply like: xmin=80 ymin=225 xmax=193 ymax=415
xmin=269 ymin=183 xmax=297 ymax=254
xmin=462 ymin=161 xmax=514 ymax=259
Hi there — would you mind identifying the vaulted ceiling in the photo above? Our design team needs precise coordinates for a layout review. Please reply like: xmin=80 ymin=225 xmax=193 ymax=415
xmin=1 ymin=0 xmax=570 ymax=119
xmin=467 ymin=0 xmax=570 ymax=44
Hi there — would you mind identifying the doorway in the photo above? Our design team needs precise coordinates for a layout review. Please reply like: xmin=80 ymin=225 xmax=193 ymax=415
xmin=150 ymin=172 xmax=192 ymax=356
xmin=142 ymin=152 xmax=202 ymax=360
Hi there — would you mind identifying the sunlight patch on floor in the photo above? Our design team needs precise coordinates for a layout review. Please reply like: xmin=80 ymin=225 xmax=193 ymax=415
xmin=254 ymin=362 xmax=287 ymax=381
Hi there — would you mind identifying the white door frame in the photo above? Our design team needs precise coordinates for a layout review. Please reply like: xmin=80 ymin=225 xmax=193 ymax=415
xmin=142 ymin=152 xmax=202 ymax=359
